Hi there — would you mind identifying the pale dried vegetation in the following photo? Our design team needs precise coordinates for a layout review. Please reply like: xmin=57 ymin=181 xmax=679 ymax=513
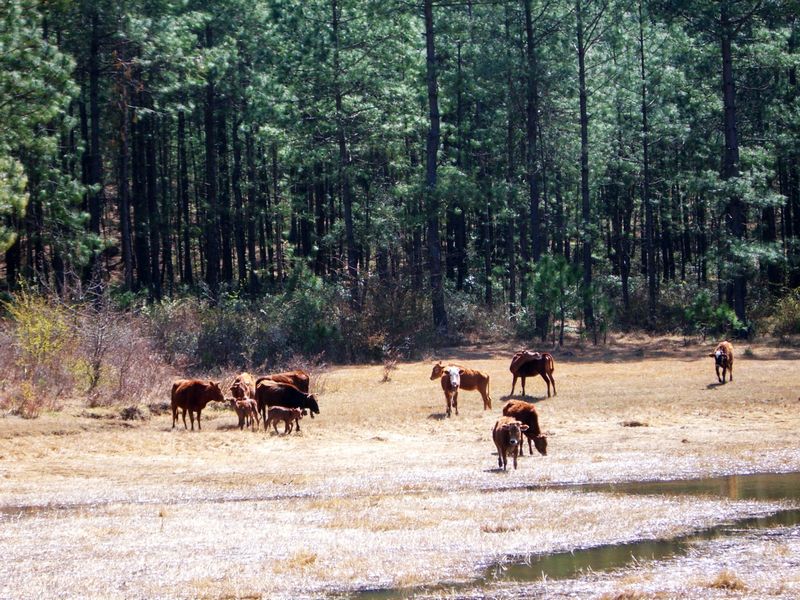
xmin=1 ymin=336 xmax=799 ymax=599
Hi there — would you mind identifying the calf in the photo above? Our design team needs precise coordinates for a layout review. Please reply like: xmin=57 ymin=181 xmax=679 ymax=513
xmin=228 ymin=397 xmax=260 ymax=431
xmin=709 ymin=341 xmax=734 ymax=383
xmin=492 ymin=416 xmax=529 ymax=471
xmin=502 ymin=400 xmax=548 ymax=456
xmin=509 ymin=350 xmax=556 ymax=397
xmin=256 ymin=370 xmax=310 ymax=394
xmin=255 ymin=380 xmax=320 ymax=428
xmin=171 ymin=379 xmax=225 ymax=430
xmin=265 ymin=406 xmax=303 ymax=434
xmin=430 ymin=362 xmax=492 ymax=417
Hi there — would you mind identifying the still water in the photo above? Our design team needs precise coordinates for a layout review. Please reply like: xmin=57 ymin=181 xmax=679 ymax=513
xmin=357 ymin=471 xmax=800 ymax=598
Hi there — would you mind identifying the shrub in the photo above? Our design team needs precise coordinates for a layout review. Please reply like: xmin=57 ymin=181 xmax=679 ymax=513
xmin=772 ymin=287 xmax=800 ymax=336
xmin=683 ymin=290 xmax=742 ymax=339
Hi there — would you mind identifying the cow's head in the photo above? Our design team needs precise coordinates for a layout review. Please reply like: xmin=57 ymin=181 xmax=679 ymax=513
xmin=305 ymin=393 xmax=320 ymax=418
xmin=501 ymin=420 xmax=529 ymax=446
xmin=230 ymin=380 xmax=248 ymax=399
xmin=430 ymin=362 xmax=444 ymax=380
xmin=533 ymin=434 xmax=548 ymax=456
xmin=444 ymin=366 xmax=461 ymax=390
xmin=208 ymin=381 xmax=225 ymax=402
xmin=710 ymin=348 xmax=728 ymax=367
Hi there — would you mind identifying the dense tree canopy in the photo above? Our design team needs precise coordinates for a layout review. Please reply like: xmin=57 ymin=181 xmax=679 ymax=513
xmin=2 ymin=0 xmax=800 ymax=347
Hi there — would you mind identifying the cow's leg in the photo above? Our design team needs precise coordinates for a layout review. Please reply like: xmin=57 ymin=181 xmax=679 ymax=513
xmin=716 ymin=364 xmax=722 ymax=383
xmin=550 ymin=372 xmax=557 ymax=396
xmin=445 ymin=392 xmax=451 ymax=418
xmin=181 ymin=408 xmax=188 ymax=429
xmin=196 ymin=409 xmax=202 ymax=430
xmin=521 ymin=376 xmax=526 ymax=397
xmin=453 ymin=390 xmax=459 ymax=415
xmin=512 ymin=445 xmax=519 ymax=470
xmin=510 ymin=374 xmax=518 ymax=396
xmin=495 ymin=440 xmax=504 ymax=469
xmin=541 ymin=373 xmax=550 ymax=397
xmin=172 ymin=405 xmax=177 ymax=429
xmin=294 ymin=417 xmax=301 ymax=432
xmin=729 ymin=362 xmax=733 ymax=382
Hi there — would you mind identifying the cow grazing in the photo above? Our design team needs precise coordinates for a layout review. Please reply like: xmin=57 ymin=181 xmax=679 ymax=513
xmin=227 ymin=397 xmax=260 ymax=430
xmin=171 ymin=379 xmax=225 ymax=430
xmin=509 ymin=350 xmax=556 ymax=398
xmin=255 ymin=380 xmax=320 ymax=428
xmin=492 ymin=416 xmax=529 ymax=471
xmin=430 ymin=362 xmax=492 ymax=417
xmin=709 ymin=341 xmax=734 ymax=383
xmin=502 ymin=400 xmax=548 ymax=456
xmin=230 ymin=372 xmax=256 ymax=400
xmin=255 ymin=370 xmax=310 ymax=394
xmin=265 ymin=406 xmax=303 ymax=434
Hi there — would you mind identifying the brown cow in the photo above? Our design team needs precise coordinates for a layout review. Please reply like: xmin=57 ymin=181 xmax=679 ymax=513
xmin=492 ymin=416 xmax=529 ymax=471
xmin=502 ymin=400 xmax=548 ymax=456
xmin=227 ymin=397 xmax=260 ymax=430
xmin=265 ymin=406 xmax=303 ymax=434
xmin=709 ymin=341 xmax=734 ymax=383
xmin=171 ymin=379 xmax=225 ymax=430
xmin=255 ymin=380 xmax=320 ymax=428
xmin=230 ymin=372 xmax=256 ymax=400
xmin=430 ymin=362 xmax=492 ymax=417
xmin=256 ymin=370 xmax=310 ymax=394
xmin=509 ymin=350 xmax=556 ymax=398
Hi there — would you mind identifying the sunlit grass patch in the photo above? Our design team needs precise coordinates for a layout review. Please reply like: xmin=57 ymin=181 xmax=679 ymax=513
xmin=707 ymin=569 xmax=747 ymax=590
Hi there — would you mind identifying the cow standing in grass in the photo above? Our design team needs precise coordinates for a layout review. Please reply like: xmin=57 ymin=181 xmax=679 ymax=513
xmin=171 ymin=379 xmax=225 ymax=430
xmin=430 ymin=362 xmax=492 ymax=417
xmin=509 ymin=350 xmax=556 ymax=398
xmin=255 ymin=380 xmax=320 ymax=427
xmin=492 ymin=416 xmax=529 ymax=471
xmin=709 ymin=341 xmax=734 ymax=383
xmin=256 ymin=370 xmax=310 ymax=394
xmin=502 ymin=400 xmax=548 ymax=456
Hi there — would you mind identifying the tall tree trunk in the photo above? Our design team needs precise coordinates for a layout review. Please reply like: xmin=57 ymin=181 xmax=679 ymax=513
xmin=245 ymin=127 xmax=259 ymax=292
xmin=232 ymin=115 xmax=247 ymax=286
xmin=204 ymin=24 xmax=220 ymax=296
xmin=523 ymin=0 xmax=542 ymax=262
xmin=424 ymin=0 xmax=448 ymax=332
xmin=271 ymin=143 xmax=284 ymax=282
xmin=576 ymin=0 xmax=595 ymax=334
xmin=218 ymin=107 xmax=233 ymax=284
xmin=118 ymin=93 xmax=133 ymax=290
xmin=178 ymin=109 xmax=193 ymax=286
xmin=331 ymin=0 xmax=359 ymax=308
xmin=86 ymin=9 xmax=104 ymax=280
xmin=146 ymin=113 xmax=161 ymax=299
xmin=131 ymin=108 xmax=150 ymax=288
xmin=720 ymin=3 xmax=746 ymax=323
xmin=505 ymin=7 xmax=517 ymax=321
xmin=639 ymin=0 xmax=656 ymax=325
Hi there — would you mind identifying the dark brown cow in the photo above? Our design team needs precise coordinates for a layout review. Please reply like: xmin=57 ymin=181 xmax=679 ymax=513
xmin=492 ymin=416 xmax=529 ymax=471
xmin=256 ymin=370 xmax=310 ymax=394
xmin=709 ymin=341 xmax=734 ymax=383
xmin=509 ymin=350 xmax=556 ymax=398
xmin=265 ymin=406 xmax=303 ymax=434
xmin=171 ymin=379 xmax=225 ymax=430
xmin=502 ymin=400 xmax=548 ymax=456
xmin=230 ymin=372 xmax=256 ymax=400
xmin=430 ymin=362 xmax=492 ymax=417
xmin=255 ymin=380 xmax=320 ymax=428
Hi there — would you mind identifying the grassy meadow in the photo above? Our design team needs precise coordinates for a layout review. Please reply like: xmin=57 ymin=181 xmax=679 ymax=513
xmin=1 ymin=336 xmax=800 ymax=599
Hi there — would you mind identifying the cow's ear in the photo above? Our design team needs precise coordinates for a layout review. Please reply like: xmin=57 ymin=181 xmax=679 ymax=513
xmin=519 ymin=424 xmax=529 ymax=431
xmin=707 ymin=353 xmax=715 ymax=357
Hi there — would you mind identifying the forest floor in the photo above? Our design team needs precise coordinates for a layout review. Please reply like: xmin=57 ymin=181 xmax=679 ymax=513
xmin=1 ymin=334 xmax=800 ymax=599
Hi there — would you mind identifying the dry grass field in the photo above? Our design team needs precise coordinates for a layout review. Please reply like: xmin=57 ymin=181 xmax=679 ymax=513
xmin=1 ymin=335 xmax=799 ymax=599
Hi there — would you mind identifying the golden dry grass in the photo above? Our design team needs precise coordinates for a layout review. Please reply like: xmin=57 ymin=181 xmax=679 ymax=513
xmin=1 ymin=336 xmax=799 ymax=598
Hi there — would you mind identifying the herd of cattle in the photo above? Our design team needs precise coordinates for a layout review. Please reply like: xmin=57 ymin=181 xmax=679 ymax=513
xmin=169 ymin=340 xmax=735 ymax=471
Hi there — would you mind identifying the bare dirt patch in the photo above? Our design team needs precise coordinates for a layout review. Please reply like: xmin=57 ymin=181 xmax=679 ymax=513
xmin=1 ymin=339 xmax=799 ymax=598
